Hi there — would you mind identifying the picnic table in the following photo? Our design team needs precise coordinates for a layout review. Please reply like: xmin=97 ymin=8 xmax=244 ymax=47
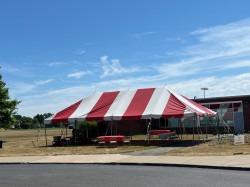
xmin=97 ymin=135 xmax=125 ymax=143
xmin=149 ymin=130 xmax=171 ymax=135
xmin=147 ymin=130 xmax=178 ymax=142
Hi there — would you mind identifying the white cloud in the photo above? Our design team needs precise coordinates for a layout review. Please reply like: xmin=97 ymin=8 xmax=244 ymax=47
xmin=224 ymin=60 xmax=250 ymax=69
xmin=170 ymin=73 xmax=250 ymax=99
xmin=75 ymin=49 xmax=86 ymax=55
xmin=100 ymin=55 xmax=108 ymax=63
xmin=17 ymin=85 xmax=94 ymax=117
xmin=84 ymin=42 xmax=97 ymax=46
xmin=99 ymin=56 xmax=141 ymax=78
xmin=48 ymin=61 xmax=67 ymax=67
xmin=155 ymin=60 xmax=200 ymax=77
xmin=67 ymin=71 xmax=91 ymax=79
xmin=8 ymin=82 xmax=36 ymax=99
xmin=130 ymin=31 xmax=156 ymax=39
xmin=1 ymin=64 xmax=20 ymax=73
xmin=156 ymin=18 xmax=250 ymax=77
xmin=164 ymin=37 xmax=186 ymax=43
xmin=188 ymin=18 xmax=250 ymax=57
xmin=34 ymin=79 xmax=53 ymax=85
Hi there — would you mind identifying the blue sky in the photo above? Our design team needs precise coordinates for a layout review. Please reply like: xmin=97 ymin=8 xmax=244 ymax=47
xmin=1 ymin=0 xmax=250 ymax=117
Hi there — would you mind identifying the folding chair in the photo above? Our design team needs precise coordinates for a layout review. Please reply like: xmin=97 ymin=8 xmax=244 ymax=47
xmin=109 ymin=137 xmax=117 ymax=147
xmin=123 ymin=136 xmax=131 ymax=145
xmin=97 ymin=137 xmax=106 ymax=146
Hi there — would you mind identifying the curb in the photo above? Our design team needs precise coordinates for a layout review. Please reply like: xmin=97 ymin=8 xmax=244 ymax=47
xmin=1 ymin=162 xmax=249 ymax=171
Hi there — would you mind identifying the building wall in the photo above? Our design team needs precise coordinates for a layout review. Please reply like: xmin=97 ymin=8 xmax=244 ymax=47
xmin=243 ymin=102 xmax=250 ymax=132
xmin=194 ymin=95 xmax=250 ymax=132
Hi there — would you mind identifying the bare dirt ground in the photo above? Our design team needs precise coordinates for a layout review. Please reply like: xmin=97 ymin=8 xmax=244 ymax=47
xmin=0 ymin=129 xmax=250 ymax=157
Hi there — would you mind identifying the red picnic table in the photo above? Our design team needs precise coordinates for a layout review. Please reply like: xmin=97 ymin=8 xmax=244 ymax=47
xmin=149 ymin=130 xmax=171 ymax=135
xmin=97 ymin=135 xmax=125 ymax=143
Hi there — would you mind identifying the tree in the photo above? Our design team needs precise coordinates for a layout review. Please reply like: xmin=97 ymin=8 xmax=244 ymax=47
xmin=20 ymin=116 xmax=33 ymax=129
xmin=0 ymin=67 xmax=21 ymax=128
xmin=13 ymin=114 xmax=22 ymax=128
xmin=43 ymin=113 xmax=53 ymax=119
xmin=33 ymin=113 xmax=53 ymax=127
xmin=33 ymin=114 xmax=44 ymax=126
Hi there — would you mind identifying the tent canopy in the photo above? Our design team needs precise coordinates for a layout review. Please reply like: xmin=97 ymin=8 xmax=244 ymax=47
xmin=44 ymin=86 xmax=216 ymax=124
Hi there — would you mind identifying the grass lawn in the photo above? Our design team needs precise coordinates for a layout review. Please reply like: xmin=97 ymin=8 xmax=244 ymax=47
xmin=1 ymin=128 xmax=250 ymax=157
xmin=164 ymin=134 xmax=250 ymax=156
xmin=0 ymin=128 xmax=157 ymax=157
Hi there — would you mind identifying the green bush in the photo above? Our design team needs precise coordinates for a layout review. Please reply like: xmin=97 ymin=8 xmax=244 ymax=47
xmin=78 ymin=121 xmax=98 ymax=138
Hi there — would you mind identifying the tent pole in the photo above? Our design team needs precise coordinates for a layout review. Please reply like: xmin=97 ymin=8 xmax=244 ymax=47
xmin=86 ymin=121 xmax=88 ymax=139
xmin=178 ymin=118 xmax=182 ymax=140
xmin=44 ymin=122 xmax=47 ymax=147
xmin=115 ymin=121 xmax=118 ymax=135
xmin=182 ymin=118 xmax=186 ymax=140
xmin=66 ymin=123 xmax=68 ymax=138
xmin=105 ymin=121 xmax=112 ymax=136
xmin=217 ymin=114 xmax=220 ymax=140
xmin=147 ymin=118 xmax=152 ymax=145
xmin=193 ymin=114 xmax=196 ymax=145
xmin=206 ymin=119 xmax=208 ymax=140
xmin=74 ymin=120 xmax=77 ymax=144
xmin=197 ymin=115 xmax=200 ymax=142
xmin=111 ymin=120 xmax=113 ymax=135
xmin=197 ymin=115 xmax=204 ymax=143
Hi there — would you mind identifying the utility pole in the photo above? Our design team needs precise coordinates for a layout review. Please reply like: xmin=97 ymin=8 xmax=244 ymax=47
xmin=201 ymin=87 xmax=208 ymax=98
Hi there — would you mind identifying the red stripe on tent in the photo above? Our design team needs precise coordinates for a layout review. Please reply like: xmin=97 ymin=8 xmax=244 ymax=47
xmin=51 ymin=100 xmax=82 ymax=124
xmin=162 ymin=94 xmax=185 ymax=118
xmin=122 ymin=88 xmax=155 ymax=120
xmin=86 ymin=91 xmax=120 ymax=121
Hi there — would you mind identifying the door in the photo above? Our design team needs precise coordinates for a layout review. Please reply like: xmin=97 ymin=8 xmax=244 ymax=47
xmin=234 ymin=112 xmax=244 ymax=132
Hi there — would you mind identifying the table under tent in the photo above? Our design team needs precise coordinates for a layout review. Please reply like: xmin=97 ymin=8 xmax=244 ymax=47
xmin=44 ymin=86 xmax=219 ymax=146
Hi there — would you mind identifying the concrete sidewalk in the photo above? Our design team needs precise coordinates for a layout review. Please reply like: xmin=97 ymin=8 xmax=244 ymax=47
xmin=0 ymin=154 xmax=250 ymax=170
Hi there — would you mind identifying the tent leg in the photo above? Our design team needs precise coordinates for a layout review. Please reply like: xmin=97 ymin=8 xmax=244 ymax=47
xmin=147 ymin=118 xmax=152 ymax=145
xmin=111 ymin=121 xmax=112 ymax=135
xmin=193 ymin=114 xmax=196 ymax=145
xmin=206 ymin=121 xmax=208 ymax=140
xmin=105 ymin=121 xmax=112 ymax=136
xmin=66 ymin=124 xmax=68 ymax=138
xmin=86 ymin=122 xmax=88 ymax=139
xmin=197 ymin=116 xmax=200 ymax=142
xmin=44 ymin=122 xmax=47 ymax=147
xmin=74 ymin=120 xmax=77 ymax=144
xmin=178 ymin=119 xmax=182 ymax=140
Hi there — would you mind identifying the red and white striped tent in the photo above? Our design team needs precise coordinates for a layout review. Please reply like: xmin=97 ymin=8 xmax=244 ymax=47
xmin=44 ymin=86 xmax=216 ymax=124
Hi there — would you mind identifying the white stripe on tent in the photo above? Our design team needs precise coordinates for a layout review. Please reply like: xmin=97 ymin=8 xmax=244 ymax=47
xmin=142 ymin=87 xmax=171 ymax=119
xmin=68 ymin=92 xmax=103 ymax=122
xmin=170 ymin=89 xmax=207 ymax=115
xmin=104 ymin=89 xmax=137 ymax=121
